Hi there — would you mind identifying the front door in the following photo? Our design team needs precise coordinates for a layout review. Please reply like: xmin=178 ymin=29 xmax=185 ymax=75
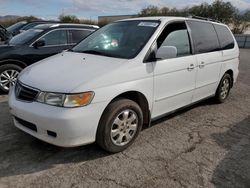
xmin=152 ymin=21 xmax=197 ymax=118
xmin=27 ymin=29 xmax=70 ymax=63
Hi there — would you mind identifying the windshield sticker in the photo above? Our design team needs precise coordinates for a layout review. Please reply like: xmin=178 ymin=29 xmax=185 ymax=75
xmin=138 ymin=22 xmax=159 ymax=27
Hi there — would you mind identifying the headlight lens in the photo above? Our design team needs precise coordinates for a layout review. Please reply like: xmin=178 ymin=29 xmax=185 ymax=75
xmin=36 ymin=91 xmax=94 ymax=107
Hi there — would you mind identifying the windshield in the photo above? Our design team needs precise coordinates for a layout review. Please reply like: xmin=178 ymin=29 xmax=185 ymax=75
xmin=71 ymin=20 xmax=160 ymax=59
xmin=7 ymin=21 xmax=27 ymax=33
xmin=9 ymin=29 xmax=43 ymax=45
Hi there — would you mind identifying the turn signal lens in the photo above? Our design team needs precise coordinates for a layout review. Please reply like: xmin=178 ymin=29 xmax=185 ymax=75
xmin=36 ymin=91 xmax=94 ymax=107
xmin=64 ymin=92 xmax=94 ymax=107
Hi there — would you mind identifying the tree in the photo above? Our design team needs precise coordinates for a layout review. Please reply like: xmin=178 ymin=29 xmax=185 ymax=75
xmin=17 ymin=16 xmax=39 ymax=22
xmin=231 ymin=10 xmax=250 ymax=34
xmin=210 ymin=0 xmax=236 ymax=24
xmin=188 ymin=3 xmax=212 ymax=18
xmin=138 ymin=0 xmax=250 ymax=34
xmin=187 ymin=0 xmax=236 ymax=24
xmin=58 ymin=14 xmax=80 ymax=23
xmin=0 ymin=15 xmax=39 ymax=27
xmin=139 ymin=6 xmax=160 ymax=16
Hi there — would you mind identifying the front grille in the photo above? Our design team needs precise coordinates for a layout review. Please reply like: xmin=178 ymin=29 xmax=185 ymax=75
xmin=15 ymin=116 xmax=37 ymax=132
xmin=15 ymin=81 xmax=39 ymax=102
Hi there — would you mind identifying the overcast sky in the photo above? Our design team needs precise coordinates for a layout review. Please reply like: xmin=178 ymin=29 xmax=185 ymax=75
xmin=0 ymin=0 xmax=250 ymax=20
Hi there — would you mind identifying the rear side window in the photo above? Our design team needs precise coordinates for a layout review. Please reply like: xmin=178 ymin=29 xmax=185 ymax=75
xmin=68 ymin=29 xmax=93 ymax=44
xmin=187 ymin=21 xmax=220 ymax=54
xmin=214 ymin=24 xmax=235 ymax=50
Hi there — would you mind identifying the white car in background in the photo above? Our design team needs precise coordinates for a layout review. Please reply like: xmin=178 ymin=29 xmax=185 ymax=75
xmin=9 ymin=16 xmax=239 ymax=153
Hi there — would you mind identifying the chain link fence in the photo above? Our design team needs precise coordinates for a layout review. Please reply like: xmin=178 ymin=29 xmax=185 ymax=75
xmin=235 ymin=34 xmax=250 ymax=48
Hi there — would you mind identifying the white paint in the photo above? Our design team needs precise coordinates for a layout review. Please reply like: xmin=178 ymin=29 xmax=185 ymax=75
xmin=8 ymin=17 xmax=239 ymax=147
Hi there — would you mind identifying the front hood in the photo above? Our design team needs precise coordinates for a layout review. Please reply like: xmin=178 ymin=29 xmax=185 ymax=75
xmin=19 ymin=51 xmax=129 ymax=93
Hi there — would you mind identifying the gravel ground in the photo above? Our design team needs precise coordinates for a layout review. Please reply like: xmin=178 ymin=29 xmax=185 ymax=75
xmin=0 ymin=49 xmax=249 ymax=188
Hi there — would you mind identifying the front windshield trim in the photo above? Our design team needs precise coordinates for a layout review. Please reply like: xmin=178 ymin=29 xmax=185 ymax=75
xmin=71 ymin=20 xmax=161 ymax=59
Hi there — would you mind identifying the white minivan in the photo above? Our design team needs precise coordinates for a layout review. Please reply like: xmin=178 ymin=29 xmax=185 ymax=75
xmin=8 ymin=17 xmax=239 ymax=153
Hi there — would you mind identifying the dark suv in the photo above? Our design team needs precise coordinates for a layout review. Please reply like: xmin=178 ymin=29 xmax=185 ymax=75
xmin=6 ymin=20 xmax=59 ymax=36
xmin=0 ymin=23 xmax=99 ymax=92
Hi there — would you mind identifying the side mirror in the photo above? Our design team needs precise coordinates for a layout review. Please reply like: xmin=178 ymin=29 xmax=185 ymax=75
xmin=155 ymin=46 xmax=177 ymax=60
xmin=33 ymin=39 xmax=45 ymax=48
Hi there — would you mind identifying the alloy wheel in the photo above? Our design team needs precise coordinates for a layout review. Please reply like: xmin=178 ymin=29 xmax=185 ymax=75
xmin=220 ymin=78 xmax=230 ymax=100
xmin=0 ymin=69 xmax=19 ymax=91
xmin=111 ymin=109 xmax=138 ymax=146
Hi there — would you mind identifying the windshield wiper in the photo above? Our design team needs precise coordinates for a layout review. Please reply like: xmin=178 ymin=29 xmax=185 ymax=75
xmin=81 ymin=50 xmax=120 ymax=58
xmin=73 ymin=49 xmax=125 ymax=59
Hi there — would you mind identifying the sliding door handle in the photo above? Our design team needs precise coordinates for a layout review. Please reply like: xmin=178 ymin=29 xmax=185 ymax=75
xmin=199 ymin=62 xmax=205 ymax=68
xmin=187 ymin=64 xmax=195 ymax=71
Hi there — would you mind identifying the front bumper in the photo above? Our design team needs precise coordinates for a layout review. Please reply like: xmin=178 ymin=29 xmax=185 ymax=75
xmin=8 ymin=87 xmax=107 ymax=147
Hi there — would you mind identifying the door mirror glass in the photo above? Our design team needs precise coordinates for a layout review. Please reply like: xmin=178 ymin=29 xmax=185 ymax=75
xmin=33 ymin=39 xmax=45 ymax=48
xmin=155 ymin=46 xmax=177 ymax=60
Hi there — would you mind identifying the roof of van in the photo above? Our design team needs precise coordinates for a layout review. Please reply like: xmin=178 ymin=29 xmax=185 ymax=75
xmin=118 ymin=16 xmax=225 ymax=26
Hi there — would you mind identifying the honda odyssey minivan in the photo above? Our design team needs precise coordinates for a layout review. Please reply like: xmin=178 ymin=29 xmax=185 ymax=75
xmin=8 ymin=17 xmax=239 ymax=153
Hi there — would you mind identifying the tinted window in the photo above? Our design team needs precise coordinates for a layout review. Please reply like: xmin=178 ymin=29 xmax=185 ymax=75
xmin=187 ymin=21 xmax=220 ymax=54
xmin=7 ymin=21 xmax=27 ymax=33
xmin=214 ymin=24 xmax=234 ymax=50
xmin=157 ymin=22 xmax=191 ymax=57
xmin=41 ymin=30 xmax=67 ymax=46
xmin=68 ymin=29 xmax=93 ymax=44
xmin=0 ymin=27 xmax=8 ymax=41
xmin=0 ymin=29 xmax=4 ymax=41
xmin=9 ymin=29 xmax=44 ymax=45
xmin=21 ymin=23 xmax=40 ymax=31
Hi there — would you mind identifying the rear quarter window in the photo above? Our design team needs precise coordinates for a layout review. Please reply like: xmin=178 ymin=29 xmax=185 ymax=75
xmin=187 ymin=21 xmax=220 ymax=54
xmin=214 ymin=24 xmax=235 ymax=50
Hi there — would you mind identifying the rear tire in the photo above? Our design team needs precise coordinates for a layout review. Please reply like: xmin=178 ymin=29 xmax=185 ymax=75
xmin=215 ymin=73 xmax=232 ymax=103
xmin=96 ymin=99 xmax=143 ymax=153
xmin=0 ymin=64 xmax=22 ymax=93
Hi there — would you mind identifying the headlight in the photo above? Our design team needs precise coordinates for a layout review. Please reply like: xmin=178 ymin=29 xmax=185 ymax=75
xmin=36 ymin=91 xmax=94 ymax=107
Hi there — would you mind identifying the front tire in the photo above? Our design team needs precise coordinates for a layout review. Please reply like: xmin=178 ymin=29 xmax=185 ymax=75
xmin=215 ymin=73 xmax=232 ymax=103
xmin=96 ymin=99 xmax=143 ymax=153
xmin=0 ymin=64 xmax=22 ymax=93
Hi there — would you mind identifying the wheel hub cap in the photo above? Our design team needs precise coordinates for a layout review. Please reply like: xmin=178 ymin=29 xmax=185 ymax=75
xmin=220 ymin=78 xmax=230 ymax=100
xmin=111 ymin=109 xmax=138 ymax=146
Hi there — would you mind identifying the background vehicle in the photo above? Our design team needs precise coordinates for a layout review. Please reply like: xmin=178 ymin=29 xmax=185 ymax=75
xmin=6 ymin=20 xmax=59 ymax=36
xmin=8 ymin=17 xmax=239 ymax=153
xmin=0 ymin=23 xmax=99 ymax=92
xmin=0 ymin=24 xmax=12 ymax=44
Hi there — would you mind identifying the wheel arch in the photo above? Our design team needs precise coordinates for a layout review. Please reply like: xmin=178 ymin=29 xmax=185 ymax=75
xmin=101 ymin=90 xmax=151 ymax=127
xmin=224 ymin=69 xmax=234 ymax=88
xmin=0 ymin=59 xmax=27 ymax=69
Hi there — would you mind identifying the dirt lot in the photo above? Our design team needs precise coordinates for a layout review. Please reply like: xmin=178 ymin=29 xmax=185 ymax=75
xmin=0 ymin=49 xmax=250 ymax=188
